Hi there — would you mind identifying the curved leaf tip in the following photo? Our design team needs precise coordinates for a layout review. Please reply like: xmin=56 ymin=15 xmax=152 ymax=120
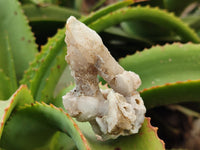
xmin=47 ymin=102 xmax=91 ymax=150
xmin=145 ymin=117 xmax=165 ymax=148
xmin=0 ymin=85 xmax=33 ymax=139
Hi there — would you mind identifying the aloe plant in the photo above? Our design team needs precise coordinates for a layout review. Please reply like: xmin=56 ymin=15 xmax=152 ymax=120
xmin=1 ymin=0 xmax=200 ymax=149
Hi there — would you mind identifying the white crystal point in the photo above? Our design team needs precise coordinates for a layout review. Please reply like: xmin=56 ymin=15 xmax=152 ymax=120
xmin=63 ymin=16 xmax=146 ymax=140
xmin=65 ymin=16 xmax=103 ymax=64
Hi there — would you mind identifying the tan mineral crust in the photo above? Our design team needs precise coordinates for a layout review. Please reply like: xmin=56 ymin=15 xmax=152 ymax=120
xmin=63 ymin=16 xmax=146 ymax=140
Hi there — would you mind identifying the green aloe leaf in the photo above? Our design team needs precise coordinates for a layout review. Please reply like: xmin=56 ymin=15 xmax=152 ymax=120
xmin=120 ymin=43 xmax=200 ymax=90
xmin=22 ymin=4 xmax=80 ymax=46
xmin=119 ymin=43 xmax=200 ymax=108
xmin=0 ymin=85 xmax=34 ymax=139
xmin=46 ymin=132 xmax=76 ymax=150
xmin=23 ymin=0 xmax=64 ymax=5
xmin=0 ymin=102 xmax=90 ymax=150
xmin=23 ymin=4 xmax=80 ymax=23
xmin=141 ymin=80 xmax=200 ymax=109
xmin=89 ymin=6 xmax=200 ymax=43
xmin=0 ymin=70 xmax=13 ymax=100
xmin=20 ymin=0 xmax=75 ymax=7
xmin=121 ymin=20 xmax=179 ymax=42
xmin=0 ymin=34 xmax=17 ymax=99
xmin=20 ymin=28 xmax=67 ymax=102
xmin=30 ymin=0 xmax=54 ymax=4
xmin=0 ymin=0 xmax=38 ymax=81
xmin=22 ymin=132 xmax=75 ymax=150
xmin=103 ymin=26 xmax=153 ymax=46
xmin=80 ymin=0 xmax=134 ymax=24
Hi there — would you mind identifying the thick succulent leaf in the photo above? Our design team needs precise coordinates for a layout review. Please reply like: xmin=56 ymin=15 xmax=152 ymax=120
xmin=141 ymin=80 xmax=200 ymax=109
xmin=20 ymin=0 xmax=75 ymax=7
xmin=22 ymin=4 xmax=80 ymax=47
xmin=0 ymin=70 xmax=12 ymax=100
xmin=89 ymin=6 xmax=200 ymax=43
xmin=0 ymin=102 xmax=90 ymax=150
xmin=0 ymin=34 xmax=17 ymax=99
xmin=20 ymin=28 xmax=67 ymax=102
xmin=120 ymin=43 xmax=200 ymax=90
xmin=103 ymin=26 xmax=153 ymax=45
xmin=46 ymin=132 xmax=76 ymax=150
xmin=0 ymin=85 xmax=34 ymax=139
xmin=23 ymin=4 xmax=80 ymax=22
xmin=39 ymin=48 xmax=67 ymax=101
xmin=30 ymin=0 xmax=54 ymax=4
xmin=0 ymin=0 xmax=38 ymax=81
xmin=27 ymin=0 xmax=75 ymax=6
xmin=119 ymin=43 xmax=200 ymax=108
xmin=137 ymin=0 xmax=165 ymax=8
xmin=80 ymin=0 xmax=134 ymax=24
xmin=21 ymin=0 xmax=64 ymax=5
xmin=24 ymin=132 xmax=76 ymax=150
xmin=0 ymin=32 xmax=17 ymax=99
xmin=99 ymin=27 xmax=154 ymax=60
xmin=121 ymin=20 xmax=179 ymax=42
